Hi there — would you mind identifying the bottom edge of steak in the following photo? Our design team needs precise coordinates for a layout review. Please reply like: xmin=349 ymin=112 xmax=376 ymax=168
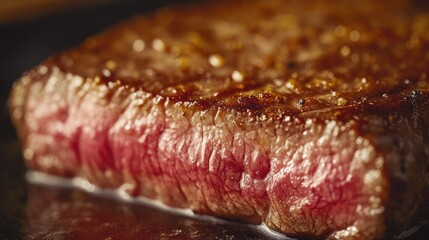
xmin=10 ymin=67 xmax=429 ymax=239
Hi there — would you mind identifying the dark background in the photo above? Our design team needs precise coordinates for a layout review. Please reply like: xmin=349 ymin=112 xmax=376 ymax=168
xmin=0 ymin=1 xmax=428 ymax=239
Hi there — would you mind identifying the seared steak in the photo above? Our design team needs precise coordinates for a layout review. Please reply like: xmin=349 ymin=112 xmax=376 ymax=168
xmin=9 ymin=0 xmax=429 ymax=239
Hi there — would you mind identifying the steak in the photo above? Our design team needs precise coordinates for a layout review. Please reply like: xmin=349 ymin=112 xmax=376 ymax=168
xmin=8 ymin=0 xmax=429 ymax=239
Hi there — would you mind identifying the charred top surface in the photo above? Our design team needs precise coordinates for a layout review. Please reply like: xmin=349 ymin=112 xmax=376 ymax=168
xmin=44 ymin=0 xmax=429 ymax=117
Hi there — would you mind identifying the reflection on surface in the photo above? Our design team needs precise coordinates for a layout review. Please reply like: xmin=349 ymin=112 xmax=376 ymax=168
xmin=25 ymin=184 xmax=267 ymax=240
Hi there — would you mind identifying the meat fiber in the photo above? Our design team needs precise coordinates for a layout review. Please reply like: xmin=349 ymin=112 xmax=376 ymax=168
xmin=8 ymin=0 xmax=429 ymax=239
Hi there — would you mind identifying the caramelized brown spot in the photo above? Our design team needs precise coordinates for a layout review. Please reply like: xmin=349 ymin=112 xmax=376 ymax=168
xmin=51 ymin=0 xmax=429 ymax=115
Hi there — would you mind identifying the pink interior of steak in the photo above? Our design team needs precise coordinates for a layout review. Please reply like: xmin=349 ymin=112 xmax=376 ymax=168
xmin=11 ymin=66 xmax=386 ymax=238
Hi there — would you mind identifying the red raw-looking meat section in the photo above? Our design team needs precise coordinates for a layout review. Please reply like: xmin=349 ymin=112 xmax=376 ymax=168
xmin=9 ymin=0 xmax=429 ymax=239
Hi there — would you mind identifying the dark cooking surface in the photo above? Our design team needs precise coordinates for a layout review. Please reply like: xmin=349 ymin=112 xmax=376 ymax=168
xmin=0 ymin=1 xmax=428 ymax=239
